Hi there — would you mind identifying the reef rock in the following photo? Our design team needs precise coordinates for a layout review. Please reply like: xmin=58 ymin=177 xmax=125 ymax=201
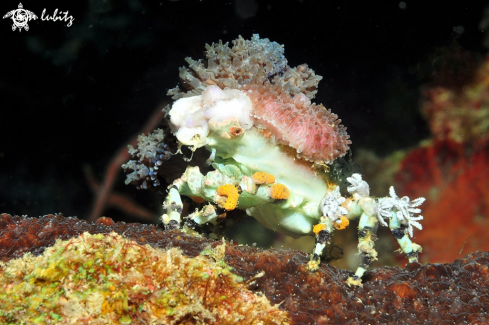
xmin=1 ymin=214 xmax=488 ymax=324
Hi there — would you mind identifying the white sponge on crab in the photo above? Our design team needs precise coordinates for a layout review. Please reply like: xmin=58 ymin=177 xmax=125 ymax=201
xmin=169 ymin=85 xmax=253 ymax=147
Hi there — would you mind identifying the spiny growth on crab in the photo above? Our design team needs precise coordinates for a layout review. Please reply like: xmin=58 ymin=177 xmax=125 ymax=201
xmin=243 ymin=82 xmax=351 ymax=163
xmin=168 ymin=34 xmax=322 ymax=100
xmin=167 ymin=34 xmax=351 ymax=164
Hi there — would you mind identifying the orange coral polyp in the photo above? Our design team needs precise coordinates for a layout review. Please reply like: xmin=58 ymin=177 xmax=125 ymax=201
xmin=313 ymin=224 xmax=326 ymax=234
xmin=334 ymin=216 xmax=349 ymax=230
xmin=252 ymin=172 xmax=276 ymax=184
xmin=216 ymin=184 xmax=239 ymax=210
xmin=269 ymin=183 xmax=290 ymax=200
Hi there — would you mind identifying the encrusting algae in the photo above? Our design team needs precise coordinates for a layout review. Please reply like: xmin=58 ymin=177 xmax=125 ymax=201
xmin=0 ymin=232 xmax=289 ymax=324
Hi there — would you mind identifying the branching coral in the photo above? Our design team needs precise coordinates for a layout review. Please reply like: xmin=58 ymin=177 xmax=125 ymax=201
xmin=1 ymin=214 xmax=489 ymax=324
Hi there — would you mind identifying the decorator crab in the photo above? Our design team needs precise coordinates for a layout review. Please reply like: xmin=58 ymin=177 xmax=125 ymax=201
xmin=129 ymin=35 xmax=426 ymax=286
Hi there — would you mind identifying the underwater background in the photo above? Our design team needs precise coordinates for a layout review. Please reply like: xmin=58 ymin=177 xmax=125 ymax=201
xmin=1 ymin=0 xmax=488 ymax=269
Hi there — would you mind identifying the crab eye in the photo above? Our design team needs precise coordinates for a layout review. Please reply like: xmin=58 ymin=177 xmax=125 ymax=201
xmin=229 ymin=126 xmax=244 ymax=138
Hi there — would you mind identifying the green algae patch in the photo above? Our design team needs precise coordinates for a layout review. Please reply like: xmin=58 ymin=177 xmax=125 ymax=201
xmin=0 ymin=232 xmax=289 ymax=324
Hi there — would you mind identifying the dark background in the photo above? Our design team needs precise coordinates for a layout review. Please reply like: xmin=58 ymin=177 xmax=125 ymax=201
xmin=1 ymin=0 xmax=487 ymax=228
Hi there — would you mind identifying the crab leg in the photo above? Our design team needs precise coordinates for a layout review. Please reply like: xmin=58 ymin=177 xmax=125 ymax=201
xmin=347 ymin=211 xmax=379 ymax=286
xmin=308 ymin=221 xmax=334 ymax=271
xmin=161 ymin=166 xmax=206 ymax=229
xmin=185 ymin=184 xmax=238 ymax=228
xmin=187 ymin=204 xmax=220 ymax=226
xmin=389 ymin=212 xmax=422 ymax=263
xmin=161 ymin=186 xmax=184 ymax=230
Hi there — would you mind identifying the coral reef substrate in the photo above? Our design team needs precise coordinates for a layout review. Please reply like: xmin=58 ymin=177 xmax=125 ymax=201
xmin=0 ymin=231 xmax=287 ymax=324
xmin=1 ymin=214 xmax=489 ymax=324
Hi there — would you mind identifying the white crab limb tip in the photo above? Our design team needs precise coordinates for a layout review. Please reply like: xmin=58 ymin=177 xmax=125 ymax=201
xmin=347 ymin=173 xmax=370 ymax=198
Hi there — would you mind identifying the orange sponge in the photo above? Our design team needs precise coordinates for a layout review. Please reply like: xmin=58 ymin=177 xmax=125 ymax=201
xmin=269 ymin=183 xmax=289 ymax=200
xmin=313 ymin=224 xmax=326 ymax=234
xmin=216 ymin=184 xmax=239 ymax=210
xmin=334 ymin=216 xmax=349 ymax=230
xmin=252 ymin=172 xmax=276 ymax=184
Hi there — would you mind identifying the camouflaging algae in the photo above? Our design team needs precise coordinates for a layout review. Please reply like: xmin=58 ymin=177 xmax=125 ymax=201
xmin=0 ymin=232 xmax=288 ymax=324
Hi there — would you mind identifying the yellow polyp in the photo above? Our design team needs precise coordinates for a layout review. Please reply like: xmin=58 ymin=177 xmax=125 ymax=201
xmin=216 ymin=184 xmax=239 ymax=210
xmin=252 ymin=172 xmax=276 ymax=184
xmin=307 ymin=259 xmax=320 ymax=271
xmin=269 ymin=183 xmax=289 ymax=200
xmin=313 ymin=224 xmax=326 ymax=234
xmin=334 ymin=216 xmax=349 ymax=230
